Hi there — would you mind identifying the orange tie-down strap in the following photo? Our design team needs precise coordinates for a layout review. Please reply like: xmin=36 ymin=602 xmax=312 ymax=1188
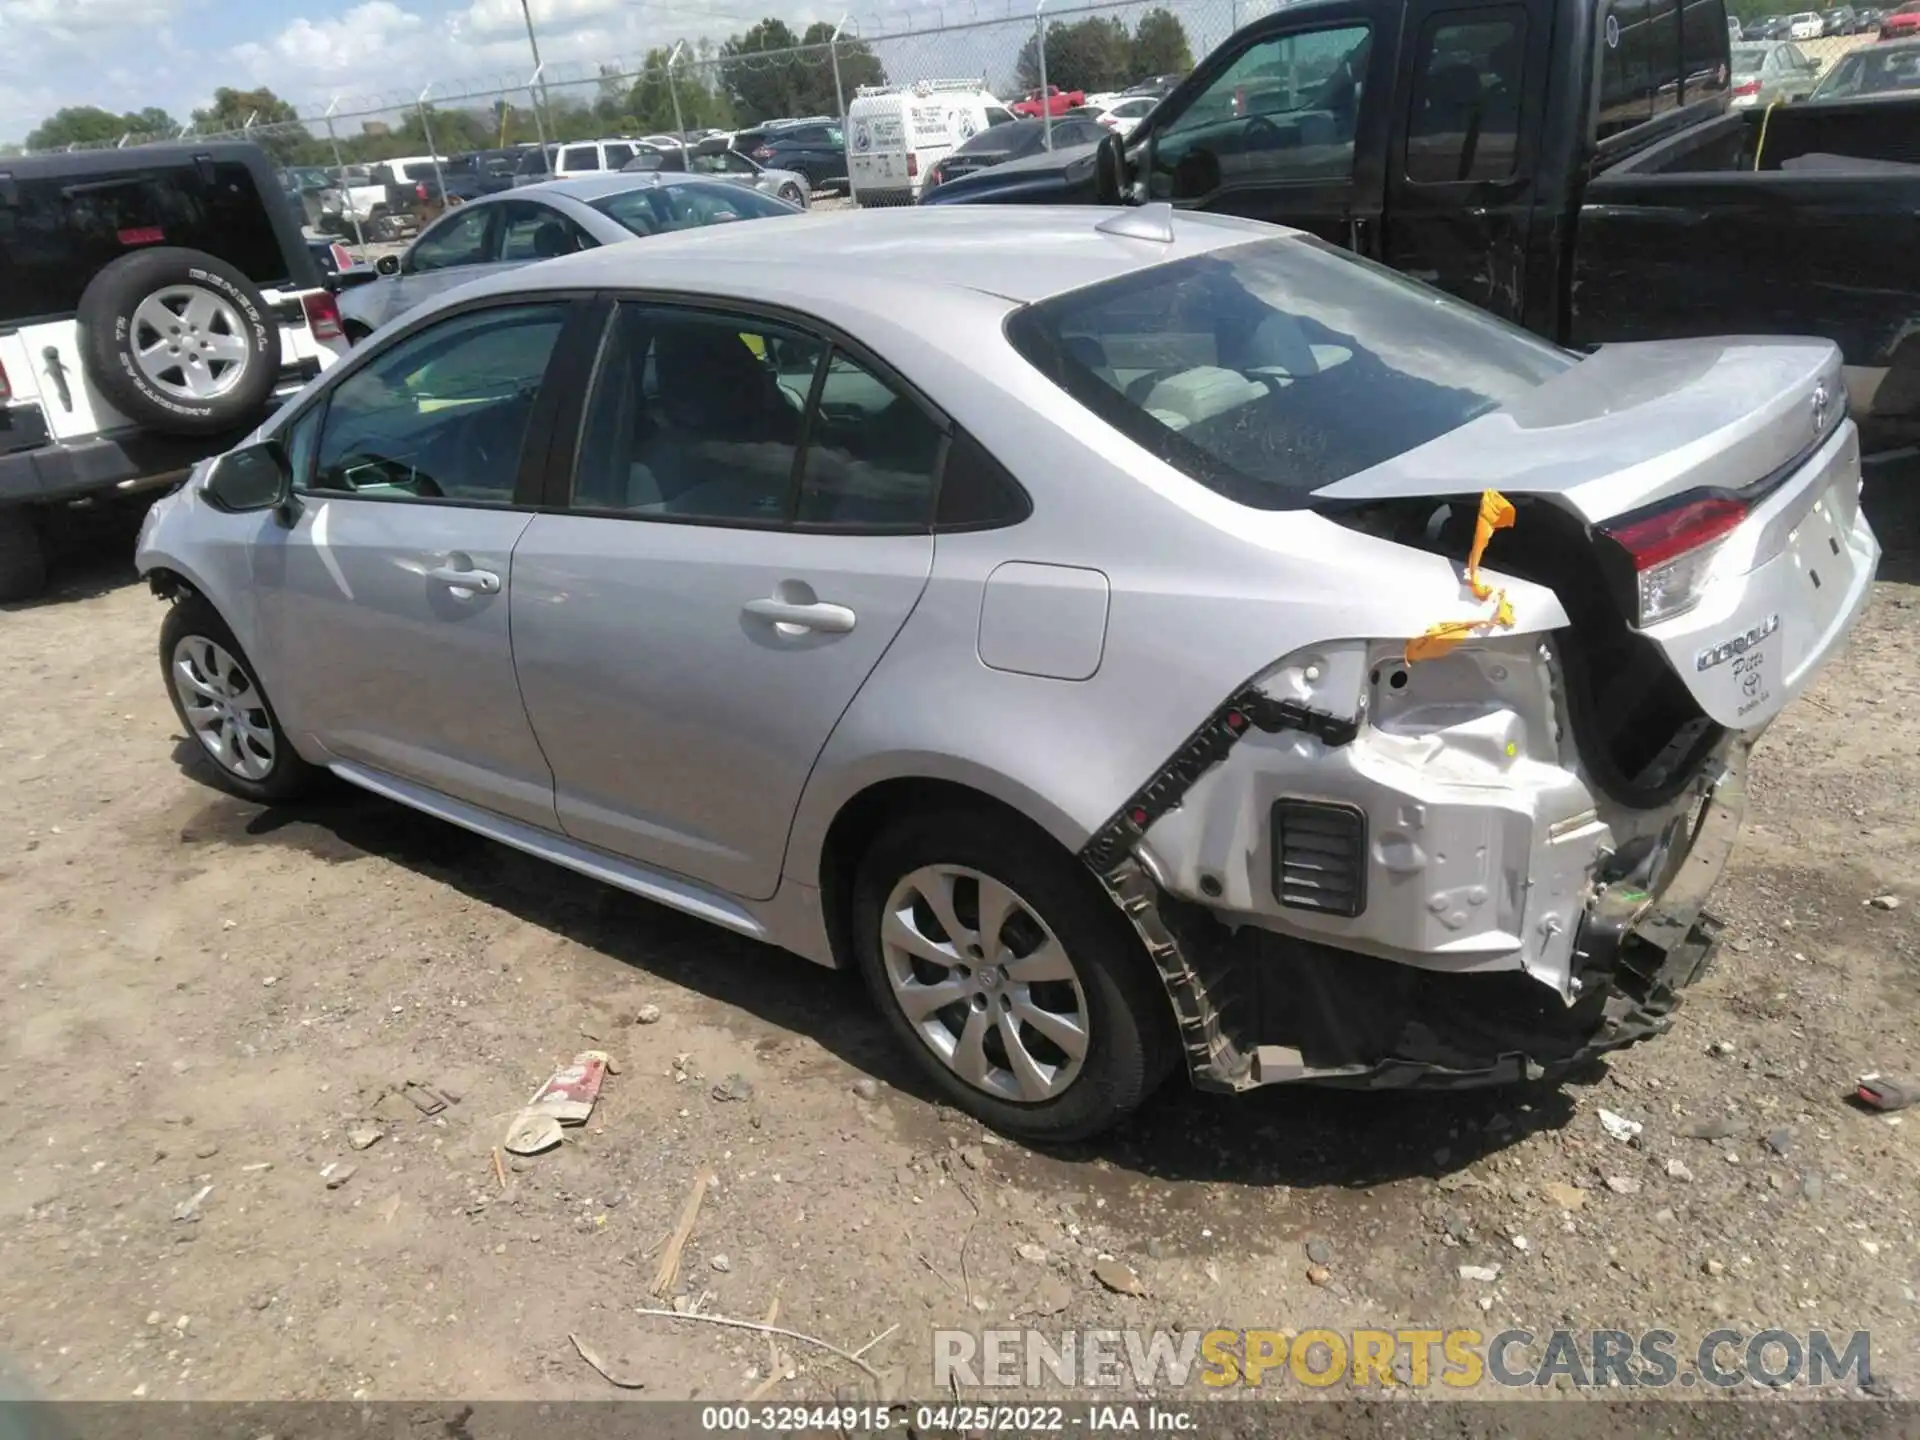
xmin=1404 ymin=490 xmax=1517 ymax=665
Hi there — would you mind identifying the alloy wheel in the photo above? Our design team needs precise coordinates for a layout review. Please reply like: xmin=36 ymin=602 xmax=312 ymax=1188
xmin=130 ymin=284 xmax=252 ymax=401
xmin=879 ymin=864 xmax=1090 ymax=1103
xmin=171 ymin=635 xmax=276 ymax=781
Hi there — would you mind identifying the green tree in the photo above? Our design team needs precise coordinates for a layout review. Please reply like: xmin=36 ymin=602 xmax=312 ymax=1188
xmin=400 ymin=105 xmax=493 ymax=155
xmin=1014 ymin=16 xmax=1133 ymax=95
xmin=191 ymin=86 xmax=312 ymax=161
xmin=26 ymin=104 xmax=179 ymax=150
xmin=720 ymin=17 xmax=882 ymax=123
xmin=628 ymin=43 xmax=735 ymax=134
xmin=1130 ymin=9 xmax=1194 ymax=78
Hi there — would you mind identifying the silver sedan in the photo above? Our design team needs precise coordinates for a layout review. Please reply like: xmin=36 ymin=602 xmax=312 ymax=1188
xmin=137 ymin=206 xmax=1873 ymax=1141
xmin=337 ymin=173 xmax=801 ymax=338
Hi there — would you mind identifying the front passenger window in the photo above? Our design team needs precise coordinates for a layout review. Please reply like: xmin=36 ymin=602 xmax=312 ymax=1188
xmin=1150 ymin=24 xmax=1371 ymax=199
xmin=308 ymin=303 xmax=568 ymax=504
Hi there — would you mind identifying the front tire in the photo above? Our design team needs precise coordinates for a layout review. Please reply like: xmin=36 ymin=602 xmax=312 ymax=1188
xmin=852 ymin=808 xmax=1174 ymax=1142
xmin=778 ymin=183 xmax=805 ymax=207
xmin=159 ymin=594 xmax=321 ymax=803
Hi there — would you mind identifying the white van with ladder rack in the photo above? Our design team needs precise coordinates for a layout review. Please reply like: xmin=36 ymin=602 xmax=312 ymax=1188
xmin=846 ymin=79 xmax=1013 ymax=206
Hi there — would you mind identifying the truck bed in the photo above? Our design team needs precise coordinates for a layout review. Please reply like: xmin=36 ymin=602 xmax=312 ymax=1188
xmin=1573 ymin=96 xmax=1920 ymax=436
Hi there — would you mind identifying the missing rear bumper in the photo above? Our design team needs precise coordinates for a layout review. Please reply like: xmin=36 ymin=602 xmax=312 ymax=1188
xmin=1088 ymin=741 xmax=1746 ymax=1093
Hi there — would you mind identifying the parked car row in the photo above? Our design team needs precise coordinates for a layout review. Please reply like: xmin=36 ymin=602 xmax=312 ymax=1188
xmin=1744 ymin=4 xmax=1906 ymax=36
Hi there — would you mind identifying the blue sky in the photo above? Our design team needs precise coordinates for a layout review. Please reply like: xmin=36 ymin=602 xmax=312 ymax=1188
xmin=0 ymin=0 xmax=844 ymax=142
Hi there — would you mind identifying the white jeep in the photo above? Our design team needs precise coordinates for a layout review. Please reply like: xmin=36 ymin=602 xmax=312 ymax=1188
xmin=0 ymin=142 xmax=349 ymax=600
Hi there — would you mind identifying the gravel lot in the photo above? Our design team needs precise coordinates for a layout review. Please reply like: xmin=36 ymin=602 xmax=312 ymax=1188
xmin=0 ymin=459 xmax=1915 ymax=1409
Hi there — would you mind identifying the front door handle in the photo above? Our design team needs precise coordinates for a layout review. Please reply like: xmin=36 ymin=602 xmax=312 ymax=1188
xmin=426 ymin=564 xmax=501 ymax=594
xmin=742 ymin=597 xmax=857 ymax=634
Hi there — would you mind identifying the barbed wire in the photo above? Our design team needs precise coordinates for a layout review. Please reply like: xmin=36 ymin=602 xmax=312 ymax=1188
xmin=19 ymin=1 xmax=1875 ymax=155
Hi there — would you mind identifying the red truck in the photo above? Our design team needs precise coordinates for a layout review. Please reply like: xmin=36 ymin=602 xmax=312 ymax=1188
xmin=1009 ymin=85 xmax=1086 ymax=118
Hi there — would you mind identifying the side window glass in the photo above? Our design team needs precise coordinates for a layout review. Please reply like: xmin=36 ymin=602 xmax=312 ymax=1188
xmin=308 ymin=303 xmax=567 ymax=504
xmin=604 ymin=144 xmax=635 ymax=169
xmin=1406 ymin=13 xmax=1526 ymax=184
xmin=1150 ymin=24 xmax=1372 ymax=200
xmin=561 ymin=146 xmax=600 ymax=172
xmin=573 ymin=303 xmax=825 ymax=522
xmin=1597 ymin=0 xmax=1687 ymax=140
xmin=408 ymin=207 xmax=493 ymax=273
xmin=935 ymin=428 xmax=1031 ymax=530
xmin=794 ymin=350 xmax=945 ymax=528
xmin=498 ymin=203 xmax=593 ymax=261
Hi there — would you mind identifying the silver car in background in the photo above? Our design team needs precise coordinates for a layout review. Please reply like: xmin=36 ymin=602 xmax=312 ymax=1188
xmin=136 ymin=207 xmax=1875 ymax=1142
xmin=622 ymin=137 xmax=815 ymax=209
xmin=337 ymin=173 xmax=801 ymax=338
xmin=1730 ymin=41 xmax=1824 ymax=105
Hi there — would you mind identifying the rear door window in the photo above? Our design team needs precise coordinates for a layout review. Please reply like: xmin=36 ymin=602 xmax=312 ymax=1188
xmin=1597 ymin=0 xmax=1728 ymax=141
xmin=1405 ymin=12 xmax=1526 ymax=184
xmin=0 ymin=159 xmax=291 ymax=325
xmin=603 ymin=144 xmax=636 ymax=169
xmin=1004 ymin=236 xmax=1572 ymax=507
xmin=561 ymin=146 xmax=601 ymax=172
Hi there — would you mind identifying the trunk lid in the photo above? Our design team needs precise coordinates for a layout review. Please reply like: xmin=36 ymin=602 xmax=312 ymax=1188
xmin=1315 ymin=337 xmax=1876 ymax=735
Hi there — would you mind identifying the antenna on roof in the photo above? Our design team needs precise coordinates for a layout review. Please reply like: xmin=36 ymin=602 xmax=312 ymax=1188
xmin=1094 ymin=202 xmax=1174 ymax=244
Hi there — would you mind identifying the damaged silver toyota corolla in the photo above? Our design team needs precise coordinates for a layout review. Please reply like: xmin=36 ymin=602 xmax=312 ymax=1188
xmin=136 ymin=205 xmax=1876 ymax=1141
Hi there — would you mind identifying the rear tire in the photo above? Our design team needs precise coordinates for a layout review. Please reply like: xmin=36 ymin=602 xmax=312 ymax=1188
xmin=0 ymin=506 xmax=48 ymax=603
xmin=75 ymin=247 xmax=280 ymax=437
xmin=778 ymin=183 xmax=805 ymax=207
xmin=159 ymin=593 xmax=322 ymax=803
xmin=851 ymin=807 xmax=1175 ymax=1142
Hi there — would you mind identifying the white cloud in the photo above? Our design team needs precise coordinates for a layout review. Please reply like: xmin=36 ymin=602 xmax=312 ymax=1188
xmin=230 ymin=1 xmax=428 ymax=81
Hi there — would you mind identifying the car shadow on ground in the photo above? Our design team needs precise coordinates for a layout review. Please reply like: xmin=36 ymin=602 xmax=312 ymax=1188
xmin=172 ymin=755 xmax=1581 ymax=1195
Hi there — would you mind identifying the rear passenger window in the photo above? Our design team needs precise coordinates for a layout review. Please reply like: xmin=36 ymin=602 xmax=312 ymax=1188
xmin=0 ymin=160 xmax=290 ymax=326
xmin=794 ymin=351 xmax=945 ymax=528
xmin=1406 ymin=13 xmax=1526 ymax=183
xmin=573 ymin=302 xmax=948 ymax=530
xmin=561 ymin=146 xmax=600 ymax=172
xmin=1596 ymin=0 xmax=1723 ymax=141
xmin=573 ymin=303 xmax=825 ymax=523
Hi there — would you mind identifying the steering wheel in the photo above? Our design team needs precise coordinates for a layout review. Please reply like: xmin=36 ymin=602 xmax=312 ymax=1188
xmin=1243 ymin=115 xmax=1284 ymax=152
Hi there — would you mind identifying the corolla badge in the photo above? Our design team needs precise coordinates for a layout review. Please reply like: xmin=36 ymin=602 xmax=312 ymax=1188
xmin=1696 ymin=613 xmax=1780 ymax=672
xmin=1812 ymin=380 xmax=1830 ymax=435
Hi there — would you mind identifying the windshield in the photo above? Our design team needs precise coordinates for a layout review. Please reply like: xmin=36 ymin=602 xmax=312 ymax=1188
xmin=1004 ymin=236 xmax=1573 ymax=509
xmin=1812 ymin=44 xmax=1920 ymax=95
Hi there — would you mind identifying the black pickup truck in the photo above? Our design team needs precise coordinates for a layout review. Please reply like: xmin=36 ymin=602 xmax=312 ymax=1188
xmin=923 ymin=0 xmax=1920 ymax=443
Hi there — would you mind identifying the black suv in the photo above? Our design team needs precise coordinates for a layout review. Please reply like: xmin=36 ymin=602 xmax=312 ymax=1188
xmin=0 ymin=143 xmax=345 ymax=600
xmin=736 ymin=120 xmax=848 ymax=192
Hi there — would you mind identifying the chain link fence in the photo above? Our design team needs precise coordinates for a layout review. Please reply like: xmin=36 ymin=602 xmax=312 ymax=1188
xmin=14 ymin=1 xmax=1889 ymax=226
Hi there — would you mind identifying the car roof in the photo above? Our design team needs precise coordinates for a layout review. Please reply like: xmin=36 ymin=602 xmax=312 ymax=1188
xmin=447 ymin=204 xmax=1297 ymax=308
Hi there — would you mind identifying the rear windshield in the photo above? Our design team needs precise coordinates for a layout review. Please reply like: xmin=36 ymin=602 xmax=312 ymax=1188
xmin=1004 ymin=236 xmax=1573 ymax=508
xmin=955 ymin=122 xmax=1038 ymax=155
xmin=0 ymin=159 xmax=290 ymax=326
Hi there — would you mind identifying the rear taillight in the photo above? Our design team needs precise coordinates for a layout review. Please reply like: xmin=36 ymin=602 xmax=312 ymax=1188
xmin=302 ymin=289 xmax=345 ymax=343
xmin=923 ymin=166 xmax=942 ymax=191
xmin=329 ymin=243 xmax=354 ymax=272
xmin=1600 ymin=495 xmax=1748 ymax=626
xmin=1733 ymin=78 xmax=1762 ymax=95
xmin=416 ymin=182 xmax=430 ymax=200
xmin=907 ymin=152 xmax=919 ymax=178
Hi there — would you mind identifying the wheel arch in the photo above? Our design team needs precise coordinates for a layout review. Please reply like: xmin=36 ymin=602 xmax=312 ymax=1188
xmin=805 ymin=767 xmax=1091 ymax=972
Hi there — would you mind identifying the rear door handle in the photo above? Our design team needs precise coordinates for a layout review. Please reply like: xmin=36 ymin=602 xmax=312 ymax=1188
xmin=742 ymin=597 xmax=856 ymax=634
xmin=426 ymin=564 xmax=501 ymax=594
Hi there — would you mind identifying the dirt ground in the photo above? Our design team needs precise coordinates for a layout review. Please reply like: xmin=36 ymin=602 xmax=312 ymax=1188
xmin=0 ymin=463 xmax=1916 ymax=1411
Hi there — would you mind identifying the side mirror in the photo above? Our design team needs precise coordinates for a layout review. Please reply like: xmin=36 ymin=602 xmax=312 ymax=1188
xmin=203 ymin=441 xmax=291 ymax=513
xmin=376 ymin=253 xmax=401 ymax=277
xmin=1094 ymin=130 xmax=1129 ymax=204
